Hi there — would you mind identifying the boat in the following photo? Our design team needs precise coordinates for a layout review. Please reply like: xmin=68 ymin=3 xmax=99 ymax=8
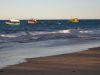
xmin=28 ymin=18 xmax=38 ymax=24
xmin=5 ymin=19 xmax=20 ymax=25
xmin=69 ymin=18 xmax=79 ymax=23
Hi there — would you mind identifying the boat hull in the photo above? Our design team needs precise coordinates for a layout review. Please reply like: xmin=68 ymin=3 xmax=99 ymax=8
xmin=5 ymin=22 xmax=20 ymax=26
xmin=69 ymin=18 xmax=79 ymax=23
xmin=69 ymin=20 xmax=79 ymax=23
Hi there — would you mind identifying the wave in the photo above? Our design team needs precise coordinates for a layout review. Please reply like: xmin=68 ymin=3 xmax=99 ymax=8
xmin=0 ymin=28 xmax=100 ymax=43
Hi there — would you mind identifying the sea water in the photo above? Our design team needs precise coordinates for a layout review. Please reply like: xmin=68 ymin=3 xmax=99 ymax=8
xmin=0 ymin=19 xmax=100 ymax=69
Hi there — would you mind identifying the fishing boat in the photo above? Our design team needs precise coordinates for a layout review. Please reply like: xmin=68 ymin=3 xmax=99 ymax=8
xmin=5 ymin=19 xmax=20 ymax=25
xmin=69 ymin=18 xmax=79 ymax=23
xmin=28 ymin=18 xmax=38 ymax=24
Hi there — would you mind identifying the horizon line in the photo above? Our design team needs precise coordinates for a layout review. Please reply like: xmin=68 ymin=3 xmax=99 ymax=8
xmin=0 ymin=18 xmax=100 ymax=20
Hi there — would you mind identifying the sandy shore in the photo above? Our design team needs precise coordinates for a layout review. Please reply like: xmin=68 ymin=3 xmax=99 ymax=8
xmin=0 ymin=47 xmax=100 ymax=75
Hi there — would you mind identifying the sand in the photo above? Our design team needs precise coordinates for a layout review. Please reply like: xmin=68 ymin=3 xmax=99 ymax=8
xmin=0 ymin=47 xmax=100 ymax=75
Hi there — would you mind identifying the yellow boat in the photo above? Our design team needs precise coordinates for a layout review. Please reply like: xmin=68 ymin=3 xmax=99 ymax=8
xmin=69 ymin=18 xmax=79 ymax=23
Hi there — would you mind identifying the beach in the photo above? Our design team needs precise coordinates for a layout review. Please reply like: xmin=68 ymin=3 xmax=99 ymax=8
xmin=0 ymin=47 xmax=100 ymax=75
xmin=0 ymin=0 xmax=100 ymax=75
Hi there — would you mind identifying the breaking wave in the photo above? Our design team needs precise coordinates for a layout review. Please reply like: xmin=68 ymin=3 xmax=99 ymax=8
xmin=0 ymin=28 xmax=100 ymax=43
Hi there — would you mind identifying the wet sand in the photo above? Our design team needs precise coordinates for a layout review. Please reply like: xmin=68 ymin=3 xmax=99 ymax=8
xmin=0 ymin=47 xmax=100 ymax=75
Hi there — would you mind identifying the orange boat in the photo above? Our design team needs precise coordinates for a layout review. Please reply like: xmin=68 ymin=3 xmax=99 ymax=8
xmin=28 ymin=19 xmax=38 ymax=24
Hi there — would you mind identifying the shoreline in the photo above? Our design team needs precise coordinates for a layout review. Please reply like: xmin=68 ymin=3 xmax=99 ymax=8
xmin=0 ymin=47 xmax=100 ymax=75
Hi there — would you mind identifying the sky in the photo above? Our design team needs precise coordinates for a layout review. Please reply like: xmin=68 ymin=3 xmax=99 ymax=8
xmin=0 ymin=0 xmax=100 ymax=19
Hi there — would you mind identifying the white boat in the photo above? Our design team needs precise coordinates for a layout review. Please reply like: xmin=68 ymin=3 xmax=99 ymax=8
xmin=9 ymin=19 xmax=20 ymax=22
xmin=5 ymin=19 xmax=20 ymax=25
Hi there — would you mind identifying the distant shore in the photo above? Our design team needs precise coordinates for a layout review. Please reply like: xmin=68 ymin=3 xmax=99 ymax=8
xmin=0 ymin=47 xmax=100 ymax=75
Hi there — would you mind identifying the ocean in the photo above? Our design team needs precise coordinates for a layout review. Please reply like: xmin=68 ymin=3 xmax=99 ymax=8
xmin=0 ymin=19 xmax=100 ymax=69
